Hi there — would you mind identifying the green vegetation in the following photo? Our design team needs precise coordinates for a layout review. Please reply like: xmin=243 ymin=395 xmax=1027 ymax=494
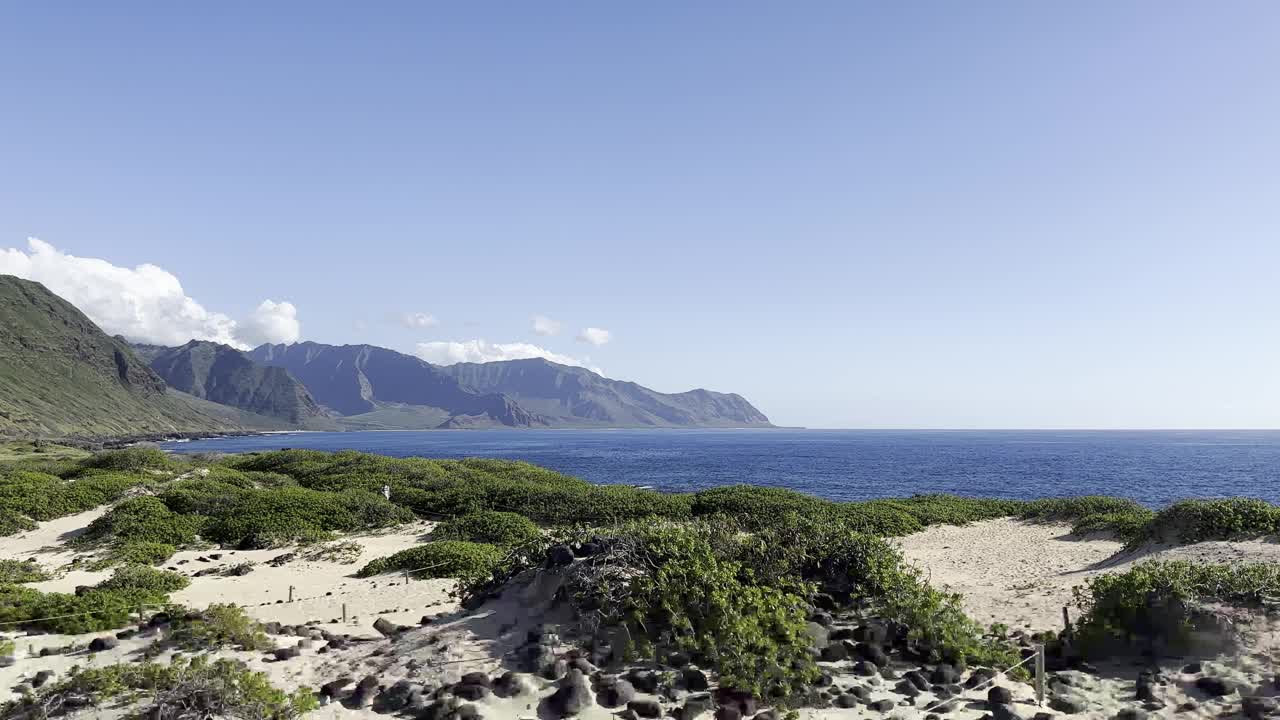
xmin=80 ymin=497 xmax=205 ymax=547
xmin=0 ymin=469 xmax=144 ymax=525
xmin=0 ymin=275 xmax=239 ymax=438
xmin=1073 ymin=560 xmax=1280 ymax=656
xmin=0 ymin=566 xmax=188 ymax=634
xmin=297 ymin=539 xmax=362 ymax=564
xmin=0 ymin=559 xmax=50 ymax=584
xmin=435 ymin=510 xmax=540 ymax=546
xmin=75 ymin=446 xmax=176 ymax=474
xmin=92 ymin=541 xmax=179 ymax=567
xmin=2 ymin=655 xmax=316 ymax=719
xmin=202 ymin=486 xmax=414 ymax=549
xmin=169 ymin=604 xmax=270 ymax=651
xmin=356 ymin=540 xmax=503 ymax=580
xmin=0 ymin=440 xmax=89 ymax=463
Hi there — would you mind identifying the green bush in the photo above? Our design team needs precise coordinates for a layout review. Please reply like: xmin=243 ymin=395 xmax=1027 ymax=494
xmin=0 ymin=566 xmax=188 ymax=634
xmin=1020 ymin=496 xmax=1147 ymax=523
xmin=1074 ymin=560 xmax=1280 ymax=656
xmin=4 ymin=655 xmax=316 ymax=719
xmin=436 ymin=510 xmax=540 ymax=546
xmin=202 ymin=487 xmax=413 ymax=549
xmin=356 ymin=541 xmax=503 ymax=580
xmin=80 ymin=497 xmax=204 ymax=547
xmin=1143 ymin=499 xmax=1280 ymax=544
xmin=160 ymin=478 xmax=250 ymax=516
xmin=170 ymin=604 xmax=269 ymax=651
xmin=76 ymin=447 xmax=176 ymax=474
xmin=1070 ymin=510 xmax=1156 ymax=543
xmin=103 ymin=541 xmax=178 ymax=567
xmin=95 ymin=565 xmax=189 ymax=595
xmin=0 ymin=559 xmax=50 ymax=584
xmin=0 ymin=508 xmax=36 ymax=536
xmin=0 ymin=470 xmax=144 ymax=521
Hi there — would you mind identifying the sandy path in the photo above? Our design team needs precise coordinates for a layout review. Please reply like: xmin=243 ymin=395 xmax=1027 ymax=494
xmin=898 ymin=518 xmax=1280 ymax=632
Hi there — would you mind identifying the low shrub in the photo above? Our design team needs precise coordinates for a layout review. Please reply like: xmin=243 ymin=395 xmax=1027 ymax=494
xmin=1070 ymin=510 xmax=1156 ymax=544
xmin=356 ymin=541 xmax=503 ymax=580
xmin=0 ymin=559 xmax=50 ymax=584
xmin=0 ymin=566 xmax=188 ymax=634
xmin=435 ymin=510 xmax=540 ymax=546
xmin=3 ymin=655 xmax=316 ymax=719
xmin=0 ymin=470 xmax=143 ymax=521
xmin=99 ymin=541 xmax=178 ymax=567
xmin=169 ymin=604 xmax=269 ymax=651
xmin=1074 ymin=560 xmax=1280 ymax=657
xmin=0 ymin=509 xmax=35 ymax=536
xmin=76 ymin=446 xmax=176 ymax=474
xmin=160 ymin=478 xmax=250 ymax=516
xmin=1020 ymin=496 xmax=1147 ymax=523
xmin=202 ymin=487 xmax=413 ymax=549
xmin=79 ymin=497 xmax=204 ymax=547
xmin=1143 ymin=499 xmax=1280 ymax=545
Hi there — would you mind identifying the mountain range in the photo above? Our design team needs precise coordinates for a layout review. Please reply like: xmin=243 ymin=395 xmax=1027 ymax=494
xmin=0 ymin=274 xmax=773 ymax=438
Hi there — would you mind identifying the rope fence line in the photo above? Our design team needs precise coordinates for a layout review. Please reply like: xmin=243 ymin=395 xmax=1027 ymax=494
xmin=919 ymin=645 xmax=1045 ymax=715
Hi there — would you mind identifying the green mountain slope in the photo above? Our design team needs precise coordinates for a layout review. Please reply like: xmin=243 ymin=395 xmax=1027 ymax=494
xmin=148 ymin=341 xmax=335 ymax=428
xmin=0 ymin=275 xmax=241 ymax=438
xmin=439 ymin=358 xmax=773 ymax=427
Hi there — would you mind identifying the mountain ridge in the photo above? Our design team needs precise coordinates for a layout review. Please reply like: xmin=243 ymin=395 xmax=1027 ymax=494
xmin=0 ymin=275 xmax=244 ymax=439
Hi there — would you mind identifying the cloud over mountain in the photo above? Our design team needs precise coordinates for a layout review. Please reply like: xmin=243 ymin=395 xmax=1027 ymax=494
xmin=0 ymin=237 xmax=300 ymax=349
xmin=532 ymin=315 xmax=561 ymax=336
xmin=414 ymin=338 xmax=592 ymax=369
xmin=576 ymin=327 xmax=611 ymax=346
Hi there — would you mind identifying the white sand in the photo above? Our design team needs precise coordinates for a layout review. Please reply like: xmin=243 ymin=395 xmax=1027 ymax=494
xmin=898 ymin=518 xmax=1280 ymax=632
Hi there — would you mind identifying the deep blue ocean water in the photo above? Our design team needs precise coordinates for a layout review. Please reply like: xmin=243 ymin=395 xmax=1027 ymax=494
xmin=159 ymin=429 xmax=1280 ymax=507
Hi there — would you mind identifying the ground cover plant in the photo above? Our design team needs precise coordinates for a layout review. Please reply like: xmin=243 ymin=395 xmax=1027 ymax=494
xmin=434 ymin=510 xmax=540 ymax=546
xmin=0 ymin=655 xmax=316 ymax=720
xmin=0 ymin=566 xmax=189 ymax=634
xmin=356 ymin=540 xmax=503 ymax=580
xmin=1073 ymin=560 xmax=1280 ymax=657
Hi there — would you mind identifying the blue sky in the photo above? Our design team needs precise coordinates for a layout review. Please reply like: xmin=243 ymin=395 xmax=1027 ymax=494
xmin=2 ymin=3 xmax=1278 ymax=428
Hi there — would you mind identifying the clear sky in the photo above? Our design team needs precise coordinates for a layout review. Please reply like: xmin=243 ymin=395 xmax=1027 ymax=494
xmin=2 ymin=3 xmax=1278 ymax=429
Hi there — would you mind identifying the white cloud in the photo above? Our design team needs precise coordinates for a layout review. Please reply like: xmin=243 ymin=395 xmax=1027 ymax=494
xmin=414 ymin=339 xmax=598 ymax=372
xmin=532 ymin=314 xmax=561 ymax=336
xmin=576 ymin=327 xmax=611 ymax=346
xmin=0 ymin=237 xmax=301 ymax=349
xmin=238 ymin=300 xmax=301 ymax=346
xmin=400 ymin=312 xmax=439 ymax=329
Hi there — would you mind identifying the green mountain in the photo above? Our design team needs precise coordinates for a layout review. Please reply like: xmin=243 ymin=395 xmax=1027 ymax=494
xmin=439 ymin=357 xmax=773 ymax=427
xmin=248 ymin=342 xmax=544 ymax=429
xmin=147 ymin=341 xmax=335 ymax=428
xmin=0 ymin=275 xmax=242 ymax=439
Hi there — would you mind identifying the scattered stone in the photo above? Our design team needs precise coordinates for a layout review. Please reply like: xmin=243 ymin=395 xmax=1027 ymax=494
xmin=87 ymin=636 xmax=118 ymax=652
xmin=835 ymin=694 xmax=861 ymax=708
xmin=373 ymin=680 xmax=420 ymax=713
xmin=988 ymin=686 xmax=1013 ymax=705
xmin=1195 ymin=677 xmax=1231 ymax=698
xmin=855 ymin=642 xmax=889 ymax=668
xmin=272 ymin=646 xmax=301 ymax=661
xmin=628 ymin=699 xmax=662 ymax=718
xmin=821 ymin=642 xmax=850 ymax=662
xmin=599 ymin=679 xmax=637 ymax=707
xmin=453 ymin=683 xmax=490 ymax=701
xmin=853 ymin=661 xmax=880 ymax=677
xmin=625 ymin=669 xmax=659 ymax=694
xmin=869 ymin=699 xmax=896 ymax=712
xmin=373 ymin=616 xmax=404 ymax=637
xmin=546 ymin=545 xmax=575 ymax=568
xmin=1243 ymin=696 xmax=1279 ymax=720
xmin=715 ymin=706 xmax=742 ymax=720
xmin=896 ymin=679 xmax=922 ymax=697
xmin=682 ymin=669 xmax=711 ymax=692
xmin=932 ymin=665 xmax=962 ymax=684
xmin=754 ymin=711 xmax=778 ymax=720
xmin=680 ymin=693 xmax=715 ymax=720
xmin=1049 ymin=694 xmax=1088 ymax=714
xmin=547 ymin=670 xmax=593 ymax=716
xmin=967 ymin=668 xmax=998 ymax=689
xmin=320 ymin=677 xmax=352 ymax=698
xmin=31 ymin=670 xmax=54 ymax=689
xmin=992 ymin=704 xmax=1024 ymax=720
xmin=1181 ymin=662 xmax=1202 ymax=674
xmin=1113 ymin=710 xmax=1149 ymax=720
xmin=905 ymin=671 xmax=930 ymax=692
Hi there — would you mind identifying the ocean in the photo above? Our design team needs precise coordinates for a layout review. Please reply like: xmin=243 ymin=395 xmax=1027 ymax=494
xmin=158 ymin=429 xmax=1280 ymax=507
